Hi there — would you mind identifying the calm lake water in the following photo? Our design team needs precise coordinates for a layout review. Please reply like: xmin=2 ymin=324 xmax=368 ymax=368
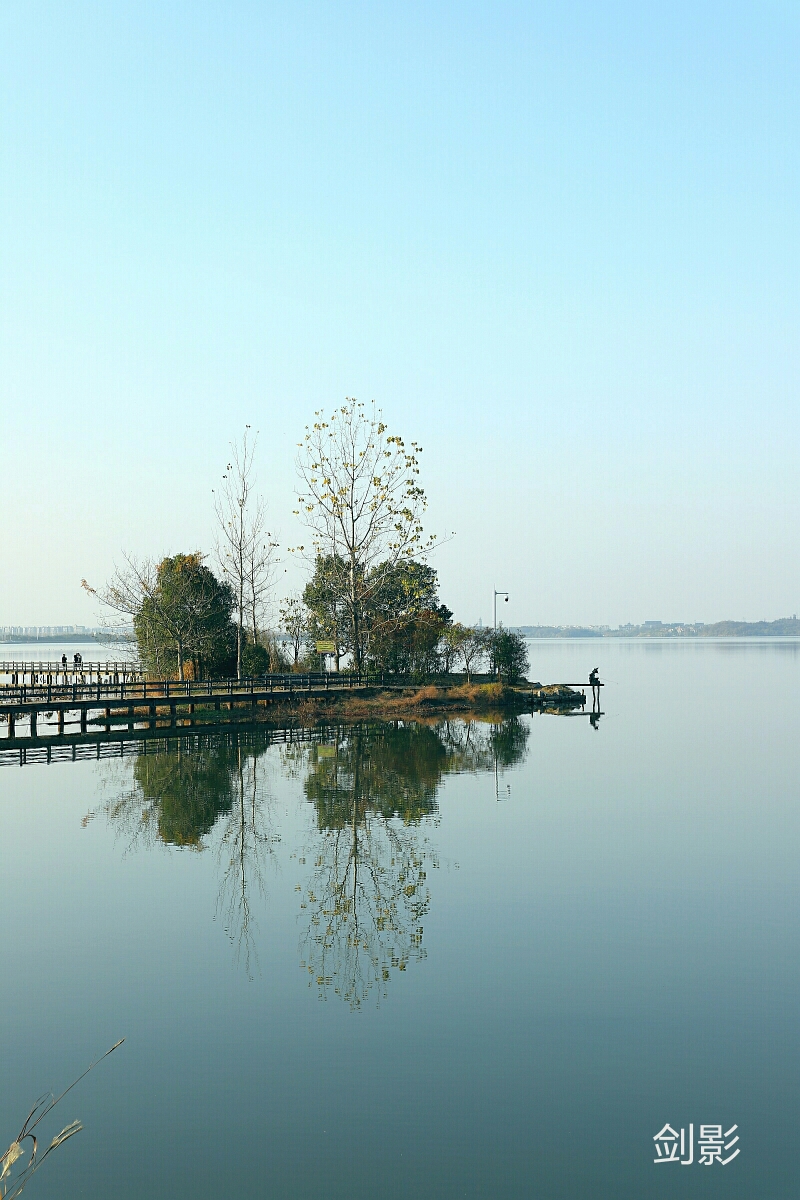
xmin=2 ymin=640 xmax=799 ymax=1198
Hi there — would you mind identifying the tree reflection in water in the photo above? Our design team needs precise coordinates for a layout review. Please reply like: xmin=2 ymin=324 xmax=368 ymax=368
xmin=96 ymin=739 xmax=239 ymax=848
xmin=93 ymin=732 xmax=279 ymax=977
xmin=91 ymin=717 xmax=529 ymax=996
xmin=296 ymin=717 xmax=529 ymax=1008
xmin=213 ymin=746 xmax=280 ymax=977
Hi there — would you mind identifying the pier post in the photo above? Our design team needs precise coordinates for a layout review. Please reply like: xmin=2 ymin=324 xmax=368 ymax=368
xmin=58 ymin=709 xmax=64 ymax=734
xmin=149 ymin=703 xmax=156 ymax=729
xmin=30 ymin=710 xmax=37 ymax=737
xmin=8 ymin=711 xmax=15 ymax=737
xmin=80 ymin=709 xmax=87 ymax=733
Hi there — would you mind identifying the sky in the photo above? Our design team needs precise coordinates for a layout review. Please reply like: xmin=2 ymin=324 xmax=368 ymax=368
xmin=2 ymin=1 xmax=798 ymax=628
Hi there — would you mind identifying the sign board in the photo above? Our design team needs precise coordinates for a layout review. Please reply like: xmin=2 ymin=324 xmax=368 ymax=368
xmin=315 ymin=641 xmax=336 ymax=653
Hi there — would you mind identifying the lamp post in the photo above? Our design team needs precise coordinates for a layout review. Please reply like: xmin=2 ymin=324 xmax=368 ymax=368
xmin=493 ymin=590 xmax=509 ymax=630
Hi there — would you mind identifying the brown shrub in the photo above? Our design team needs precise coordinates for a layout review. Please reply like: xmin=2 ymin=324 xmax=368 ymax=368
xmin=449 ymin=682 xmax=505 ymax=705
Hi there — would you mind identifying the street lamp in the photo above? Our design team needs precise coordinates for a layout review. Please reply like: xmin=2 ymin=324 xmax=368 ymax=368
xmin=493 ymin=590 xmax=509 ymax=630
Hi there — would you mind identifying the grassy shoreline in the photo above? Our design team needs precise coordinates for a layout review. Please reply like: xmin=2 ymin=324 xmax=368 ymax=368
xmin=91 ymin=681 xmax=586 ymax=731
xmin=277 ymin=682 xmax=586 ymax=723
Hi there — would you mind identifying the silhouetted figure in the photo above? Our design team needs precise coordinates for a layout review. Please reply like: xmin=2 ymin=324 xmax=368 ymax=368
xmin=589 ymin=667 xmax=600 ymax=709
xmin=61 ymin=653 xmax=67 ymax=669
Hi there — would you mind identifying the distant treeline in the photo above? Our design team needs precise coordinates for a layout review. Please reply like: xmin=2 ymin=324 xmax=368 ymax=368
xmin=687 ymin=619 xmax=800 ymax=637
xmin=517 ymin=618 xmax=800 ymax=639
xmin=516 ymin=626 xmax=603 ymax=639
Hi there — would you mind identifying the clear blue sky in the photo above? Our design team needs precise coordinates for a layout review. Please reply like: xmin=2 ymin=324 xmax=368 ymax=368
xmin=2 ymin=1 xmax=798 ymax=627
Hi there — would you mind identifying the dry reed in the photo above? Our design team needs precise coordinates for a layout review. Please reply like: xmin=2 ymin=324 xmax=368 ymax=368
xmin=1 ymin=1039 xmax=124 ymax=1199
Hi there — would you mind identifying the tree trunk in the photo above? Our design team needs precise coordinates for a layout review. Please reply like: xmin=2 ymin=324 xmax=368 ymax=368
xmin=350 ymin=558 xmax=361 ymax=672
xmin=237 ymin=579 xmax=244 ymax=680
xmin=250 ymin=589 xmax=258 ymax=651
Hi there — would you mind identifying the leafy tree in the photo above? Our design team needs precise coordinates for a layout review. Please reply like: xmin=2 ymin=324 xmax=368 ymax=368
xmin=87 ymin=552 xmax=236 ymax=679
xmin=369 ymin=558 xmax=440 ymax=619
xmin=302 ymin=554 xmax=351 ymax=670
xmin=241 ymin=638 xmax=269 ymax=676
xmin=368 ymin=607 xmax=452 ymax=676
xmin=294 ymin=399 xmax=435 ymax=671
xmin=133 ymin=554 xmax=236 ymax=680
xmin=365 ymin=560 xmax=451 ymax=676
xmin=487 ymin=627 xmax=529 ymax=683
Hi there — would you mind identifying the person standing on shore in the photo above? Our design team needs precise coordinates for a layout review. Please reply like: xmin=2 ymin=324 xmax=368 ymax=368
xmin=589 ymin=667 xmax=600 ymax=708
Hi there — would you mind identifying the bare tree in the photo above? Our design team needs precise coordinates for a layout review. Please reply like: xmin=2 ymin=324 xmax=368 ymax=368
xmin=83 ymin=555 xmax=181 ymax=678
xmin=214 ymin=428 xmax=277 ymax=679
xmin=279 ymin=595 xmax=311 ymax=667
xmin=294 ymin=399 xmax=436 ymax=672
xmin=246 ymin=524 xmax=278 ymax=650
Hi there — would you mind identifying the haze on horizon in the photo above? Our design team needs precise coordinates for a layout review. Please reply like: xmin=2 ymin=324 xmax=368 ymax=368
xmin=3 ymin=2 xmax=798 ymax=630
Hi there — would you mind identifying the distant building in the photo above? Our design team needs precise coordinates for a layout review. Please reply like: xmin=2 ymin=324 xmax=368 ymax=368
xmin=0 ymin=624 xmax=96 ymax=638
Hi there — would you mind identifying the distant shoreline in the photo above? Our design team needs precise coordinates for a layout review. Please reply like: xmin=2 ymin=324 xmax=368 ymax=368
xmin=516 ymin=619 xmax=800 ymax=639
xmin=0 ymin=635 xmax=104 ymax=644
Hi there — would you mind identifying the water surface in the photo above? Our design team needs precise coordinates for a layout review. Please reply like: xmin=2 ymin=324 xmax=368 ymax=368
xmin=2 ymin=641 xmax=799 ymax=1198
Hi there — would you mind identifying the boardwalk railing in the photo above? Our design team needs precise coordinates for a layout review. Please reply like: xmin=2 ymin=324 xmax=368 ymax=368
xmin=0 ymin=661 xmax=143 ymax=685
xmin=0 ymin=671 xmax=387 ymax=706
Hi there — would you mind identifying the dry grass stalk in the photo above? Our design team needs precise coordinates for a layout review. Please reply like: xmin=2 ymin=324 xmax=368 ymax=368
xmin=1 ymin=1039 xmax=124 ymax=1198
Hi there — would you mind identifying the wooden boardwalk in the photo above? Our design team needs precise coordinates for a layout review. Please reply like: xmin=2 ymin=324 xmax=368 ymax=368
xmin=0 ymin=660 xmax=141 ymax=684
xmin=0 ymin=668 xmax=603 ymax=743
xmin=0 ymin=672 xmax=399 ymax=739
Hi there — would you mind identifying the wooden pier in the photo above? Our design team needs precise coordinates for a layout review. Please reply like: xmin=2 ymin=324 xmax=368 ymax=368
xmin=0 ymin=668 xmax=604 ymax=745
xmin=0 ymin=660 xmax=141 ymax=686
xmin=0 ymin=671 xmax=395 ymax=741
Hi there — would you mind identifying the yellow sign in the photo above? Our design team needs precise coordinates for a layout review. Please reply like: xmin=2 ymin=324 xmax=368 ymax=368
xmin=315 ymin=641 xmax=336 ymax=653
